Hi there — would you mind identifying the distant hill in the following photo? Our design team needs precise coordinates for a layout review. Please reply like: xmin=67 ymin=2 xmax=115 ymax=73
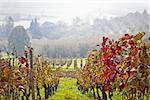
xmin=27 ymin=10 xmax=150 ymax=40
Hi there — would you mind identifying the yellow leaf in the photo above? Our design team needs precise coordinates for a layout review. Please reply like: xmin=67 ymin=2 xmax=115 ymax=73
xmin=133 ymin=32 xmax=145 ymax=41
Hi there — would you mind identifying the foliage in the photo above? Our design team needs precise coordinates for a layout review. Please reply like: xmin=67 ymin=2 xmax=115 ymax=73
xmin=77 ymin=32 xmax=150 ymax=100
xmin=0 ymin=47 xmax=60 ymax=100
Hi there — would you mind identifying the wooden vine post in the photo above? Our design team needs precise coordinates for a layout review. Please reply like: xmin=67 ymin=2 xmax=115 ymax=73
xmin=29 ymin=47 xmax=35 ymax=100
xmin=24 ymin=48 xmax=30 ymax=99
xmin=80 ymin=59 xmax=83 ymax=69
xmin=74 ymin=59 xmax=77 ymax=69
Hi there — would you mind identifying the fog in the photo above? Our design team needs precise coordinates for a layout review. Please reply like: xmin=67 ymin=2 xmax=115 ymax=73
xmin=0 ymin=0 xmax=149 ymax=58
xmin=0 ymin=0 xmax=149 ymax=23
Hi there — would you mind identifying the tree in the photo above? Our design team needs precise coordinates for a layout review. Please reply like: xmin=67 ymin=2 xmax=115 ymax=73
xmin=8 ymin=25 xmax=30 ymax=56
xmin=28 ymin=18 xmax=42 ymax=39
xmin=5 ymin=16 xmax=14 ymax=36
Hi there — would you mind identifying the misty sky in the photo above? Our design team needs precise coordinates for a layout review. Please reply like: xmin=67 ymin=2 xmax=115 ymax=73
xmin=0 ymin=0 xmax=149 ymax=23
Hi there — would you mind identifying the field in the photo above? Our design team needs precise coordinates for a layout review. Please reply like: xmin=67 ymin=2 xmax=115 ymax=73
xmin=49 ymin=77 xmax=90 ymax=100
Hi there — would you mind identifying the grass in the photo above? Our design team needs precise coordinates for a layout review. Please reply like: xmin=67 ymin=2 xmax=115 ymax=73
xmin=48 ymin=78 xmax=124 ymax=100
xmin=49 ymin=78 xmax=90 ymax=100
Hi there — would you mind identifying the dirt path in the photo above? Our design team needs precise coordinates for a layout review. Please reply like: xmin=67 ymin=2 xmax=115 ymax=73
xmin=59 ymin=71 xmax=77 ymax=78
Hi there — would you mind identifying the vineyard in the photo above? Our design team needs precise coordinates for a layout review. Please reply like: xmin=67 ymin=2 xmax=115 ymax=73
xmin=0 ymin=32 xmax=150 ymax=100
xmin=76 ymin=32 xmax=150 ymax=100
